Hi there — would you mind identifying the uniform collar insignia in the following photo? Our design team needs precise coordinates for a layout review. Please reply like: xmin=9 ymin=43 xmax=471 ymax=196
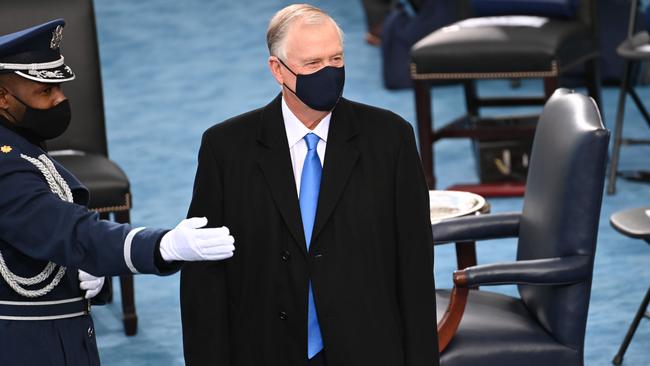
xmin=1 ymin=145 xmax=12 ymax=154
xmin=50 ymin=25 xmax=64 ymax=50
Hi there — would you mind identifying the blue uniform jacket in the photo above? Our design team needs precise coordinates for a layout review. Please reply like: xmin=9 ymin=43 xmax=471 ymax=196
xmin=0 ymin=124 xmax=172 ymax=365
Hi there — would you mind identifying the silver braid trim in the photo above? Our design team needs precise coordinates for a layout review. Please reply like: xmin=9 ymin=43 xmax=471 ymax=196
xmin=0 ymin=154 xmax=72 ymax=298
xmin=0 ymin=253 xmax=66 ymax=298
xmin=38 ymin=155 xmax=73 ymax=202
xmin=4 ymin=261 xmax=56 ymax=285
xmin=20 ymin=154 xmax=69 ymax=201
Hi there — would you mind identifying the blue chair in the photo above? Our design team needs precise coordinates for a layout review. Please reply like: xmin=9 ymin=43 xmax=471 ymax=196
xmin=433 ymin=89 xmax=609 ymax=365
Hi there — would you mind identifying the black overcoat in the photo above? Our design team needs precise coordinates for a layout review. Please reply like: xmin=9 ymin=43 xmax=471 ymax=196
xmin=181 ymin=96 xmax=439 ymax=366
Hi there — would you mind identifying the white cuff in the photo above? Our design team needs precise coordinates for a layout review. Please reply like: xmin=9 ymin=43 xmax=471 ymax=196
xmin=124 ymin=227 xmax=146 ymax=273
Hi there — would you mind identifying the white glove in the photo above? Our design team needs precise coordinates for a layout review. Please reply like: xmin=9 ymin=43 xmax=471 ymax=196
xmin=78 ymin=270 xmax=105 ymax=300
xmin=159 ymin=217 xmax=235 ymax=262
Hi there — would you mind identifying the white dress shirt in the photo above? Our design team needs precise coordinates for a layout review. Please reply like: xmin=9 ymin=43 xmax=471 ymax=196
xmin=281 ymin=96 xmax=331 ymax=197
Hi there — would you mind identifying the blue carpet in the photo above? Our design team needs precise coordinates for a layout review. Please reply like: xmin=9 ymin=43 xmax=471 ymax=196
xmin=90 ymin=0 xmax=650 ymax=364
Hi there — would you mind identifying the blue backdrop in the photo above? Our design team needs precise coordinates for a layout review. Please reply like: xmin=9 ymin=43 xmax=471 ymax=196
xmin=89 ymin=1 xmax=650 ymax=364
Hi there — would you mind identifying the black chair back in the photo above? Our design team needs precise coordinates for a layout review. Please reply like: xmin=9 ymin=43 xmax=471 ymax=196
xmin=457 ymin=0 xmax=597 ymax=30
xmin=1 ymin=0 xmax=108 ymax=156
xmin=518 ymin=89 xmax=609 ymax=350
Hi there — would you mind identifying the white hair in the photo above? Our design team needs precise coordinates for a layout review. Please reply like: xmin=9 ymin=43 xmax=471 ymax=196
xmin=267 ymin=4 xmax=344 ymax=60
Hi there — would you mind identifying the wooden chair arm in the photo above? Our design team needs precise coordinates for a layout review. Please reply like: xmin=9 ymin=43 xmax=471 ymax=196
xmin=437 ymin=243 xmax=473 ymax=352
xmin=436 ymin=284 xmax=469 ymax=352
xmin=435 ymin=199 xmax=488 ymax=352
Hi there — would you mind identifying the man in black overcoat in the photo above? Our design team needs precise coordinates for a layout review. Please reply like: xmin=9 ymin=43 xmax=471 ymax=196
xmin=181 ymin=4 xmax=439 ymax=366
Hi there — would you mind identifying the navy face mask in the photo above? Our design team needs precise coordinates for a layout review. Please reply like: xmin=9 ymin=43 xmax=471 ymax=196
xmin=278 ymin=58 xmax=345 ymax=112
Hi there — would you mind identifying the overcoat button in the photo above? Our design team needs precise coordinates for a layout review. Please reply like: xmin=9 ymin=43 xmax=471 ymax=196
xmin=279 ymin=311 xmax=288 ymax=320
xmin=281 ymin=250 xmax=291 ymax=261
xmin=87 ymin=326 xmax=94 ymax=338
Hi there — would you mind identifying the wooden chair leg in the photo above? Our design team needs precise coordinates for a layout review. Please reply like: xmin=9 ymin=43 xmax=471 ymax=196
xmin=114 ymin=209 xmax=138 ymax=336
xmin=455 ymin=241 xmax=478 ymax=270
xmin=543 ymin=76 xmax=559 ymax=99
xmin=414 ymin=79 xmax=435 ymax=188
xmin=118 ymin=274 xmax=137 ymax=336
xmin=463 ymin=80 xmax=479 ymax=117
xmin=608 ymin=61 xmax=633 ymax=195
xmin=104 ymin=276 xmax=114 ymax=304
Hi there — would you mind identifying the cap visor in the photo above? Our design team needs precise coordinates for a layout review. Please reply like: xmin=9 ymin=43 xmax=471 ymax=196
xmin=14 ymin=63 xmax=75 ymax=83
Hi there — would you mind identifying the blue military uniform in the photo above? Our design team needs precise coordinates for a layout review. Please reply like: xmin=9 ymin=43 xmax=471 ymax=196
xmin=0 ymin=20 xmax=175 ymax=365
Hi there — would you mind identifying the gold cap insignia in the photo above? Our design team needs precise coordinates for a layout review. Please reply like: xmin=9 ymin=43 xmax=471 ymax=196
xmin=50 ymin=25 xmax=63 ymax=50
xmin=1 ymin=145 xmax=12 ymax=154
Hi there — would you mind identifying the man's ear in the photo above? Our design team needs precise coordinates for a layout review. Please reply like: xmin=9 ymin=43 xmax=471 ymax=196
xmin=268 ymin=56 xmax=284 ymax=86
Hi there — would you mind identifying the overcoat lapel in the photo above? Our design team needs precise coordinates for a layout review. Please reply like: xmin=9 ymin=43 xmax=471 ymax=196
xmin=311 ymin=99 xmax=359 ymax=246
xmin=256 ymin=95 xmax=308 ymax=258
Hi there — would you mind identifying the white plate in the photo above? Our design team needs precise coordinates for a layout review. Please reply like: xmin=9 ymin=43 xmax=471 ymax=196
xmin=429 ymin=190 xmax=486 ymax=223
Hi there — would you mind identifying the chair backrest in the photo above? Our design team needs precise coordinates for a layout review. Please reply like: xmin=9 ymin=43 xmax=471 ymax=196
xmin=0 ymin=0 xmax=108 ymax=156
xmin=517 ymin=89 xmax=609 ymax=352
xmin=458 ymin=0 xmax=598 ymax=32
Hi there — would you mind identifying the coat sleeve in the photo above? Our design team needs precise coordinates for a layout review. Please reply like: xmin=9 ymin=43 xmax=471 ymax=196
xmin=180 ymin=133 xmax=231 ymax=365
xmin=394 ymin=122 xmax=440 ymax=365
xmin=0 ymin=158 xmax=169 ymax=277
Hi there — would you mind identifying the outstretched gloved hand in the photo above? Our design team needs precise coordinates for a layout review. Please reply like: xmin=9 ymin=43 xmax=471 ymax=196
xmin=78 ymin=270 xmax=105 ymax=299
xmin=159 ymin=217 xmax=235 ymax=262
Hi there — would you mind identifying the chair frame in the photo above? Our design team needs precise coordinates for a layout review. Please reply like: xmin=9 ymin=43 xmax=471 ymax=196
xmin=433 ymin=89 xmax=609 ymax=355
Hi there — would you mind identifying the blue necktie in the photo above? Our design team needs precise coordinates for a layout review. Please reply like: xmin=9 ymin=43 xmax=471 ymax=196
xmin=299 ymin=133 xmax=324 ymax=359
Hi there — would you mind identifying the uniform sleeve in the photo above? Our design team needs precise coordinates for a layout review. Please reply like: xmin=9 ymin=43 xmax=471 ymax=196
xmin=0 ymin=158 xmax=168 ymax=277
xmin=180 ymin=134 xmax=231 ymax=365
xmin=394 ymin=122 xmax=440 ymax=365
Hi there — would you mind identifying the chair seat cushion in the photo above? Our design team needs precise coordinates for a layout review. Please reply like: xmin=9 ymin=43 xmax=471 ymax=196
xmin=609 ymin=206 xmax=650 ymax=240
xmin=52 ymin=153 xmax=130 ymax=211
xmin=436 ymin=289 xmax=579 ymax=366
xmin=411 ymin=17 xmax=596 ymax=77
